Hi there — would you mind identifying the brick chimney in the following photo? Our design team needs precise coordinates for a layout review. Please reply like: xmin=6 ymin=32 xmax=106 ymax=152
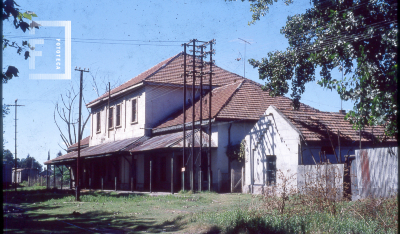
xmin=339 ymin=109 xmax=346 ymax=114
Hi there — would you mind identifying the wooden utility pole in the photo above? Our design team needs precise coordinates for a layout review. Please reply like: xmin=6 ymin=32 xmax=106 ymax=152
xmin=47 ymin=151 xmax=50 ymax=189
xmin=74 ymin=67 xmax=89 ymax=201
xmin=191 ymin=39 xmax=196 ymax=192
xmin=7 ymin=99 xmax=24 ymax=191
xmin=208 ymin=41 xmax=213 ymax=191
xmin=0 ymin=3 xmax=3 ymax=192
xmin=182 ymin=43 xmax=187 ymax=192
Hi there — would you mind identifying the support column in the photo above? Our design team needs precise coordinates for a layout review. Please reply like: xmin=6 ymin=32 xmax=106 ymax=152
xmin=231 ymin=168 xmax=234 ymax=193
xmin=181 ymin=167 xmax=185 ymax=192
xmin=218 ymin=169 xmax=221 ymax=192
xmin=53 ymin=165 xmax=56 ymax=189
xmin=60 ymin=166 xmax=63 ymax=190
xmin=150 ymin=159 xmax=153 ymax=193
xmin=171 ymin=152 xmax=174 ymax=194
xmin=199 ymin=170 xmax=202 ymax=192
xmin=132 ymin=155 xmax=136 ymax=192
xmin=69 ymin=167 xmax=72 ymax=189
xmin=241 ymin=167 xmax=244 ymax=192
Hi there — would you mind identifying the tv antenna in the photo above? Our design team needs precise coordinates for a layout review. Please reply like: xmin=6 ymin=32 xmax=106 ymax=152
xmin=238 ymin=38 xmax=251 ymax=79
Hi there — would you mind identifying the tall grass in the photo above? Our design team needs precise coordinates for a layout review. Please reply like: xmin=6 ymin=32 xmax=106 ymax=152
xmin=192 ymin=196 xmax=397 ymax=233
xmin=192 ymin=167 xmax=398 ymax=233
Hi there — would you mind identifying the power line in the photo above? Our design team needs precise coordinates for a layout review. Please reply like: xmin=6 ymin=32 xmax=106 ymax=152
xmin=4 ymin=35 xmax=185 ymax=46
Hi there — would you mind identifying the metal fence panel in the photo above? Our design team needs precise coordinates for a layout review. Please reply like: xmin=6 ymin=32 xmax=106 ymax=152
xmin=355 ymin=147 xmax=398 ymax=199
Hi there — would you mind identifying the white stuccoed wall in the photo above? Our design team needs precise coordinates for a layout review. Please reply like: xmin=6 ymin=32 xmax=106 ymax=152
xmin=244 ymin=106 xmax=300 ymax=194
xmin=145 ymin=84 xmax=199 ymax=130
xmin=211 ymin=121 xmax=254 ymax=187
xmin=89 ymin=87 xmax=146 ymax=146
xmin=89 ymin=84 xmax=201 ymax=146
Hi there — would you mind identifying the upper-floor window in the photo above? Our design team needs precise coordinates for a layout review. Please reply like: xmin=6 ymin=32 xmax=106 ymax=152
xmin=96 ymin=112 xmax=101 ymax=133
xmin=108 ymin=107 xmax=114 ymax=129
xmin=116 ymin=104 xmax=121 ymax=127
xmin=131 ymin=98 xmax=137 ymax=123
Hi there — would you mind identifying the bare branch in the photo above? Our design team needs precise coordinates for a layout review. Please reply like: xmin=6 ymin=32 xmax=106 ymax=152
xmin=81 ymin=115 xmax=90 ymax=140
xmin=54 ymin=106 xmax=71 ymax=148
xmin=57 ymin=142 xmax=68 ymax=152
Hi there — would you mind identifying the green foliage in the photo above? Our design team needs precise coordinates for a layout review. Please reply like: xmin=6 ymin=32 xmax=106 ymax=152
xmin=19 ymin=154 xmax=43 ymax=172
xmin=226 ymin=139 xmax=246 ymax=162
xmin=3 ymin=149 xmax=15 ymax=166
xmin=2 ymin=0 xmax=38 ymax=82
xmin=236 ymin=0 xmax=398 ymax=138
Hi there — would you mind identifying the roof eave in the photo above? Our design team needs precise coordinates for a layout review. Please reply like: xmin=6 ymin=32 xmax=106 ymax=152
xmin=87 ymin=82 xmax=145 ymax=108
xmin=152 ymin=118 xmax=215 ymax=134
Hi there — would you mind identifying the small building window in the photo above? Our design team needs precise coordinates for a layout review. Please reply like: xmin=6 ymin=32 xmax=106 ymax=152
xmin=116 ymin=104 xmax=121 ymax=127
xmin=108 ymin=107 xmax=114 ymax=129
xmin=96 ymin=112 xmax=101 ymax=133
xmin=131 ymin=98 xmax=137 ymax=123
xmin=266 ymin=156 xmax=276 ymax=185
xmin=321 ymin=146 xmax=334 ymax=155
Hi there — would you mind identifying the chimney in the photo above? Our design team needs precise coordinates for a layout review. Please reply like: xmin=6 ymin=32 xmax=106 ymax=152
xmin=339 ymin=109 xmax=346 ymax=114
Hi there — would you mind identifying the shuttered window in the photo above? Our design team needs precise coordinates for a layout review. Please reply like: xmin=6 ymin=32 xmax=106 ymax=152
xmin=116 ymin=104 xmax=121 ymax=127
xmin=132 ymin=99 xmax=137 ymax=123
xmin=108 ymin=107 xmax=113 ymax=129
xmin=96 ymin=112 xmax=101 ymax=132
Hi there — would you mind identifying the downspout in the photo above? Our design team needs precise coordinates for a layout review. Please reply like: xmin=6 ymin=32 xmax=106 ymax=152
xmin=228 ymin=123 xmax=232 ymax=192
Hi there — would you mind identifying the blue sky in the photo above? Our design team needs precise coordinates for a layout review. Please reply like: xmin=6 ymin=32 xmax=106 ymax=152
xmin=3 ymin=0 xmax=354 ymax=166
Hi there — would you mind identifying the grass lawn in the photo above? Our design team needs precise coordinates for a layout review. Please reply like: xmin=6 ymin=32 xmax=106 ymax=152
xmin=3 ymin=187 xmax=254 ymax=233
xmin=3 ymin=186 xmax=398 ymax=233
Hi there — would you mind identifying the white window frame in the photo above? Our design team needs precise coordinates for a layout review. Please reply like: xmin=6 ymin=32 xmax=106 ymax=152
xmin=96 ymin=111 xmax=101 ymax=133
xmin=116 ymin=104 xmax=122 ymax=128
xmin=108 ymin=106 xmax=114 ymax=129
xmin=131 ymin=98 xmax=138 ymax=124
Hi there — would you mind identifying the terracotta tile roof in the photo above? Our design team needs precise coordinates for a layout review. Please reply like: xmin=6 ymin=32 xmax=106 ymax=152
xmin=276 ymin=107 xmax=395 ymax=143
xmin=155 ymin=81 xmax=243 ymax=129
xmin=215 ymin=80 xmax=316 ymax=120
xmin=154 ymin=79 xmax=395 ymax=144
xmin=87 ymin=52 xmax=244 ymax=107
xmin=154 ymin=79 xmax=314 ymax=130
xmin=67 ymin=136 xmax=90 ymax=151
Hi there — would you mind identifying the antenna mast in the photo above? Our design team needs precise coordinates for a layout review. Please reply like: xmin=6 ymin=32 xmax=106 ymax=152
xmin=238 ymin=38 xmax=251 ymax=79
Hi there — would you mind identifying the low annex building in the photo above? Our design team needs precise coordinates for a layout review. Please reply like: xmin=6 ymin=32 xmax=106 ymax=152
xmin=45 ymin=52 xmax=397 ymax=194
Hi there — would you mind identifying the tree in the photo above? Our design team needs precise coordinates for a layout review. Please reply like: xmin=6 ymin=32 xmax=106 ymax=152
xmin=54 ymin=72 xmax=121 ymax=151
xmin=19 ymin=154 xmax=43 ymax=172
xmin=233 ymin=0 xmax=397 ymax=139
xmin=54 ymin=86 xmax=90 ymax=151
xmin=3 ymin=149 xmax=14 ymax=166
xmin=2 ymin=1 xmax=39 ymax=139
xmin=2 ymin=0 xmax=38 ymax=82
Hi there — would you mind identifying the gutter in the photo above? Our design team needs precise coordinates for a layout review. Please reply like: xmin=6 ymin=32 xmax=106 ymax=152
xmin=152 ymin=118 xmax=215 ymax=134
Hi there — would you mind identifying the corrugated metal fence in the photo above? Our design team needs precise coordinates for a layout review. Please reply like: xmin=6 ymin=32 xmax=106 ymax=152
xmin=354 ymin=147 xmax=398 ymax=200
xmin=298 ymin=164 xmax=344 ymax=200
